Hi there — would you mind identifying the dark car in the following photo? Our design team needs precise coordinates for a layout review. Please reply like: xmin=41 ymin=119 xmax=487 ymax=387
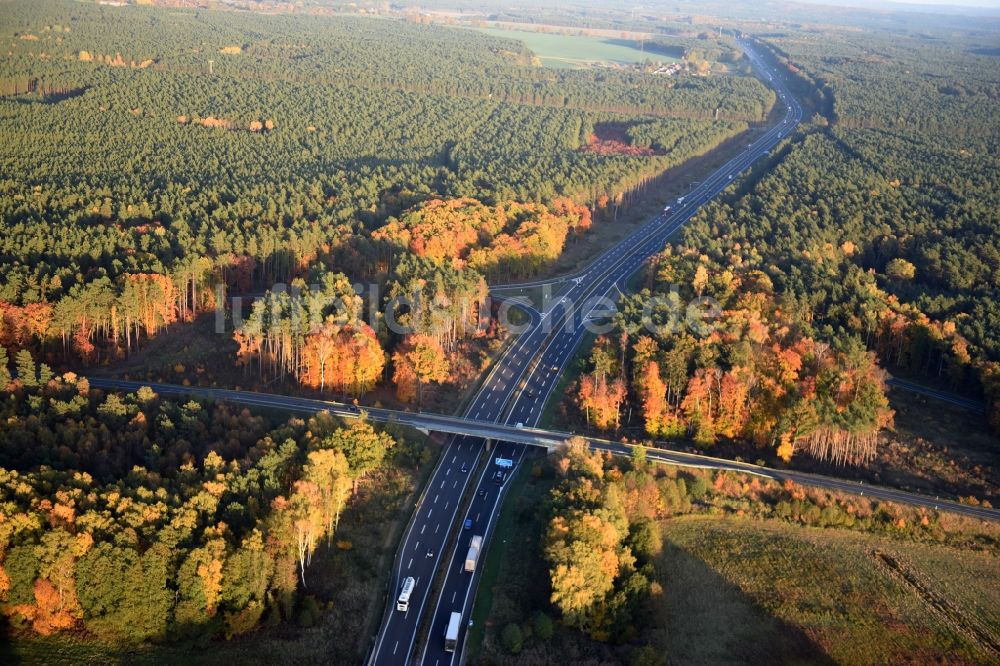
xmin=478 ymin=488 xmax=486 ymax=498
xmin=460 ymin=462 xmax=468 ymax=473
xmin=494 ymin=470 xmax=506 ymax=485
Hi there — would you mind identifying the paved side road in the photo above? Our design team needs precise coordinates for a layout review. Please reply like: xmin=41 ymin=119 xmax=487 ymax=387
xmin=85 ymin=378 xmax=1000 ymax=525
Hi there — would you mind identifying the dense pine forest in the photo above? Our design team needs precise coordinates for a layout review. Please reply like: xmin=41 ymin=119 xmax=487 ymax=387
xmin=0 ymin=0 xmax=769 ymax=389
xmin=2 ymin=0 xmax=999 ymax=655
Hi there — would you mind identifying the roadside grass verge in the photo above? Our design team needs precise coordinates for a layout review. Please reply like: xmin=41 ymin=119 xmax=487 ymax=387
xmin=466 ymin=462 xmax=553 ymax=657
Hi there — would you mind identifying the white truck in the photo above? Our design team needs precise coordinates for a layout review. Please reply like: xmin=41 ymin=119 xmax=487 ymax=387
xmin=464 ymin=535 xmax=484 ymax=572
xmin=445 ymin=611 xmax=461 ymax=652
xmin=396 ymin=576 xmax=415 ymax=612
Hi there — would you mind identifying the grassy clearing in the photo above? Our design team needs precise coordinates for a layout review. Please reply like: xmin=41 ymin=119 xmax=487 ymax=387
xmin=657 ymin=517 xmax=1000 ymax=664
xmin=880 ymin=387 xmax=999 ymax=502
xmin=469 ymin=27 xmax=678 ymax=69
xmin=470 ymin=452 xmax=1000 ymax=665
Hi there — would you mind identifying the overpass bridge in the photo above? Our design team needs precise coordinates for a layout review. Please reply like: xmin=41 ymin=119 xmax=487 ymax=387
xmin=87 ymin=377 xmax=1000 ymax=522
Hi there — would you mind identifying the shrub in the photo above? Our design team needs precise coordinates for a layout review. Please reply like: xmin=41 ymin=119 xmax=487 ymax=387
xmin=533 ymin=612 xmax=553 ymax=641
xmin=630 ymin=645 xmax=667 ymax=666
xmin=501 ymin=622 xmax=523 ymax=654
xmin=687 ymin=474 xmax=709 ymax=500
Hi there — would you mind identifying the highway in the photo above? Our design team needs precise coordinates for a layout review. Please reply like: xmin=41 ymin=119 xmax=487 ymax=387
xmin=82 ymin=39 xmax=994 ymax=666
xmin=87 ymin=37 xmax=987 ymax=666
xmin=94 ymin=40 xmax=803 ymax=665
xmin=421 ymin=38 xmax=802 ymax=666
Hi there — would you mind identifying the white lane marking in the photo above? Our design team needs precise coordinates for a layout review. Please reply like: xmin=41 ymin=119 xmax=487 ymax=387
xmin=451 ymin=455 xmax=456 ymax=463
xmin=435 ymin=523 xmax=440 ymax=534
xmin=434 ymin=493 xmax=439 ymax=504
xmin=407 ymin=557 xmax=412 ymax=569
xmin=421 ymin=524 xmax=426 ymax=535
xmin=444 ymin=501 xmax=450 ymax=510
xmin=428 ymin=509 xmax=433 ymax=518
xmin=394 ymin=641 xmax=399 ymax=655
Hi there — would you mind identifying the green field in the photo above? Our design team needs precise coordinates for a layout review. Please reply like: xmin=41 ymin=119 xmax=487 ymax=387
xmin=470 ymin=27 xmax=679 ymax=69
xmin=657 ymin=517 xmax=1000 ymax=664
xmin=472 ymin=468 xmax=1000 ymax=664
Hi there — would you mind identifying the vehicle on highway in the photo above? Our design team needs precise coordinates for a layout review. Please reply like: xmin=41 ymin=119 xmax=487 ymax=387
xmin=426 ymin=548 xmax=434 ymax=558
xmin=463 ymin=518 xmax=473 ymax=530
xmin=493 ymin=470 xmax=507 ymax=485
xmin=445 ymin=611 xmax=461 ymax=652
xmin=525 ymin=390 xmax=535 ymax=399
xmin=676 ymin=196 xmax=685 ymax=204
xmin=460 ymin=462 xmax=468 ymax=473
xmin=663 ymin=205 xmax=671 ymax=212
xmin=478 ymin=488 xmax=486 ymax=497
xmin=515 ymin=422 xmax=524 ymax=429
xmin=397 ymin=576 xmax=415 ymax=612
xmin=728 ymin=175 xmax=733 ymax=180
xmin=464 ymin=535 xmax=483 ymax=572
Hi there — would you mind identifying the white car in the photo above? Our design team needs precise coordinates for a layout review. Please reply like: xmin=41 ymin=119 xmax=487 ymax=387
xmin=728 ymin=175 xmax=733 ymax=180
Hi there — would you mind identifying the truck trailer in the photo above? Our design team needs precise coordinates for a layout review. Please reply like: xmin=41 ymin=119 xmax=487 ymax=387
xmin=464 ymin=535 xmax=483 ymax=572
xmin=445 ymin=611 xmax=461 ymax=652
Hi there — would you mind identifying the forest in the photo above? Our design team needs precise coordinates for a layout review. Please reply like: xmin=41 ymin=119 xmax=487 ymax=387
xmin=0 ymin=371 xmax=402 ymax=643
xmin=0 ymin=0 xmax=768 ymax=400
xmin=675 ymin=25 xmax=1000 ymax=430
xmin=551 ymin=23 xmax=1000 ymax=460
xmin=572 ymin=247 xmax=895 ymax=466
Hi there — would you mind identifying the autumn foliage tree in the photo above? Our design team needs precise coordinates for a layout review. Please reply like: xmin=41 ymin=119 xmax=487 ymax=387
xmin=375 ymin=197 xmax=592 ymax=283
xmin=0 ymin=377 xmax=401 ymax=642
xmin=392 ymin=334 xmax=451 ymax=405
xmin=236 ymin=271 xmax=384 ymax=396
xmin=588 ymin=250 xmax=895 ymax=466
